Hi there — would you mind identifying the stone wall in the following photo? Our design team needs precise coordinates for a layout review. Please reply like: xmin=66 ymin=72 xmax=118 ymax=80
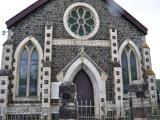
xmin=52 ymin=45 xmax=112 ymax=81
xmin=8 ymin=0 xmax=144 ymax=48
xmin=5 ymin=0 xmax=145 ymax=102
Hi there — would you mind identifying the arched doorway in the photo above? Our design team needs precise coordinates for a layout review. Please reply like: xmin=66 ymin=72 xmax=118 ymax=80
xmin=73 ymin=69 xmax=95 ymax=118
xmin=64 ymin=57 xmax=106 ymax=119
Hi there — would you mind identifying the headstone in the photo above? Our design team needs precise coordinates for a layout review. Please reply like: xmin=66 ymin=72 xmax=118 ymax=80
xmin=59 ymin=81 xmax=77 ymax=119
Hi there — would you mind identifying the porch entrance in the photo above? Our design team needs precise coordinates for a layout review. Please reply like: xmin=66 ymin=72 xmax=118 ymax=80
xmin=73 ymin=70 xmax=95 ymax=119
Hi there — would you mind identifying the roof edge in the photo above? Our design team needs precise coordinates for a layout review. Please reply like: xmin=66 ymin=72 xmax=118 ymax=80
xmin=6 ymin=0 xmax=148 ymax=35
xmin=146 ymin=68 xmax=155 ymax=76
xmin=6 ymin=0 xmax=49 ymax=28
xmin=143 ymin=42 xmax=150 ymax=48
xmin=106 ymin=0 xmax=148 ymax=35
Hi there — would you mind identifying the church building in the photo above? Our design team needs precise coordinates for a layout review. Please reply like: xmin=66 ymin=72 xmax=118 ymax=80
xmin=0 ymin=0 xmax=157 ymax=119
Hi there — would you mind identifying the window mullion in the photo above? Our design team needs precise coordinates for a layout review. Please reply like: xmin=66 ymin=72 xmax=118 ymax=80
xmin=127 ymin=51 xmax=131 ymax=83
xmin=136 ymin=53 xmax=139 ymax=80
xmin=26 ymin=48 xmax=31 ymax=97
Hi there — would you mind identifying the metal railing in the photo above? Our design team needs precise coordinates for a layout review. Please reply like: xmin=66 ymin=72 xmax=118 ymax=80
xmin=0 ymin=103 xmax=160 ymax=120
xmin=102 ymin=104 xmax=160 ymax=120
xmin=77 ymin=100 xmax=95 ymax=120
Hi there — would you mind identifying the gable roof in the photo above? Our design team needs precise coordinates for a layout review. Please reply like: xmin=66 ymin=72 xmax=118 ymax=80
xmin=6 ymin=0 xmax=148 ymax=35
xmin=6 ymin=0 xmax=49 ymax=28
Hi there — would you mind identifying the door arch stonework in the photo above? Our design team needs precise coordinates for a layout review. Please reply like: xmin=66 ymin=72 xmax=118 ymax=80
xmin=63 ymin=57 xmax=106 ymax=119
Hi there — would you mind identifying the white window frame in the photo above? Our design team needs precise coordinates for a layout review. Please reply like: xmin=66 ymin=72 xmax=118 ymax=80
xmin=13 ymin=36 xmax=43 ymax=101
xmin=18 ymin=43 xmax=38 ymax=97
xmin=119 ymin=39 xmax=143 ymax=83
xmin=122 ymin=46 xmax=139 ymax=83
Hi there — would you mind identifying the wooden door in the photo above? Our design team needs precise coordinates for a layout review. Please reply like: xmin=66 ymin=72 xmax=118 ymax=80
xmin=73 ymin=70 xmax=95 ymax=119
xmin=73 ymin=69 xmax=94 ymax=104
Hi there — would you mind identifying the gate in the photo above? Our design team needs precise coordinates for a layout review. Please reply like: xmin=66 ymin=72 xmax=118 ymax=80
xmin=73 ymin=70 xmax=95 ymax=120
xmin=77 ymin=100 xmax=95 ymax=120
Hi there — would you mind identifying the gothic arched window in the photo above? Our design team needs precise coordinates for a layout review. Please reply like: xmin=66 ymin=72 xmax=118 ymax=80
xmin=19 ymin=49 xmax=28 ymax=96
xmin=18 ymin=43 xmax=38 ymax=97
xmin=130 ymin=51 xmax=138 ymax=80
xmin=122 ymin=50 xmax=129 ymax=94
xmin=121 ymin=46 xmax=138 ymax=94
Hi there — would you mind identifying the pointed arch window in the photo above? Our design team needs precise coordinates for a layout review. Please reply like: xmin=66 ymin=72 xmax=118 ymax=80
xmin=19 ymin=49 xmax=28 ymax=96
xmin=130 ymin=51 xmax=138 ymax=80
xmin=121 ymin=46 xmax=138 ymax=94
xmin=122 ymin=50 xmax=129 ymax=94
xmin=18 ymin=43 xmax=38 ymax=97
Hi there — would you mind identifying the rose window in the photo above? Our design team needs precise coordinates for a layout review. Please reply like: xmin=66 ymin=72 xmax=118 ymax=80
xmin=68 ymin=7 xmax=95 ymax=36
xmin=63 ymin=3 xmax=99 ymax=40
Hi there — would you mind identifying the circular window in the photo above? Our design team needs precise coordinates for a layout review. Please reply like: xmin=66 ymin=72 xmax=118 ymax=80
xmin=63 ymin=3 xmax=99 ymax=40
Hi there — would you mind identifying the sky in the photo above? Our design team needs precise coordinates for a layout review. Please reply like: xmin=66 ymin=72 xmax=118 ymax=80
xmin=0 ymin=0 xmax=159 ymax=78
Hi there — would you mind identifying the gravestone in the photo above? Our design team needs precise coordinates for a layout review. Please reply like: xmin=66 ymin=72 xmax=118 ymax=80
xmin=59 ymin=81 xmax=77 ymax=120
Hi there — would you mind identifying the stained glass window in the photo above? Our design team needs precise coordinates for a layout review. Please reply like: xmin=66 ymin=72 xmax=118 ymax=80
xmin=18 ymin=43 xmax=38 ymax=97
xmin=19 ymin=49 xmax=28 ymax=96
xmin=121 ymin=50 xmax=129 ymax=94
xmin=29 ymin=49 xmax=38 ymax=96
xmin=68 ymin=7 xmax=95 ymax=36
xmin=121 ymin=46 xmax=138 ymax=94
xmin=130 ymin=51 xmax=138 ymax=80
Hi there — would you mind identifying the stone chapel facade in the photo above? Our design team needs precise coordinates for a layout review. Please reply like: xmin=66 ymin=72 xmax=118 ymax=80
xmin=0 ymin=0 xmax=157 ymax=119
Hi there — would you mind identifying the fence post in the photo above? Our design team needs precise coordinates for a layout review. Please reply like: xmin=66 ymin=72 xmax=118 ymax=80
xmin=129 ymin=97 xmax=133 ymax=120
xmin=103 ymin=100 xmax=105 ymax=120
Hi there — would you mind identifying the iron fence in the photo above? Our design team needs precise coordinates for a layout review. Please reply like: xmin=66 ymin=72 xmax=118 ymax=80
xmin=102 ymin=105 xmax=160 ymax=120
xmin=77 ymin=100 xmax=95 ymax=120
xmin=0 ymin=104 xmax=160 ymax=120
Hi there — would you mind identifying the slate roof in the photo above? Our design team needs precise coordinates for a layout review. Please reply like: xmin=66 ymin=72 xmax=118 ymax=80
xmin=143 ymin=43 xmax=150 ymax=48
xmin=146 ymin=68 xmax=155 ymax=75
xmin=6 ymin=0 xmax=148 ymax=35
